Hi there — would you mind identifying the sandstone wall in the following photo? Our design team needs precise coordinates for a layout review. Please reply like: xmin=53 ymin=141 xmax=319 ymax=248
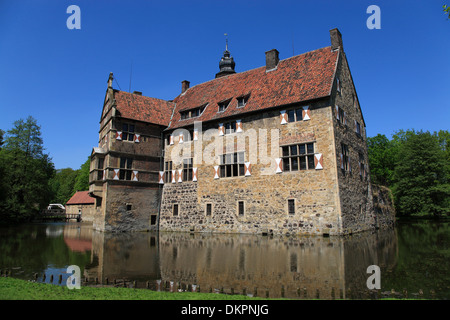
xmin=331 ymin=51 xmax=376 ymax=234
xmin=160 ymin=98 xmax=344 ymax=235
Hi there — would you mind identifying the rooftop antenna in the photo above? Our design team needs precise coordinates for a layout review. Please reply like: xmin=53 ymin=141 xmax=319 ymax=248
xmin=128 ymin=60 xmax=133 ymax=93
xmin=292 ymin=30 xmax=295 ymax=56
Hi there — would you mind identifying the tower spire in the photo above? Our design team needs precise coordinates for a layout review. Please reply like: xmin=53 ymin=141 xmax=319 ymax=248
xmin=215 ymin=33 xmax=236 ymax=78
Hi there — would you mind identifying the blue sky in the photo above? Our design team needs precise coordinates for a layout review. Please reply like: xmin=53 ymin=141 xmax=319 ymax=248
xmin=0 ymin=0 xmax=449 ymax=170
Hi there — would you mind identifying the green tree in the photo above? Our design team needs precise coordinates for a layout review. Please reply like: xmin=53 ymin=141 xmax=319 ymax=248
xmin=392 ymin=130 xmax=450 ymax=217
xmin=0 ymin=116 xmax=54 ymax=222
xmin=444 ymin=5 xmax=450 ymax=19
xmin=49 ymin=168 xmax=78 ymax=204
xmin=73 ymin=157 xmax=90 ymax=193
xmin=367 ymin=134 xmax=397 ymax=186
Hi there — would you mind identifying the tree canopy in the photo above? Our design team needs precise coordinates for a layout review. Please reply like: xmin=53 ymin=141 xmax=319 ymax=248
xmin=368 ymin=130 xmax=450 ymax=217
xmin=0 ymin=117 xmax=54 ymax=222
xmin=0 ymin=116 xmax=91 ymax=223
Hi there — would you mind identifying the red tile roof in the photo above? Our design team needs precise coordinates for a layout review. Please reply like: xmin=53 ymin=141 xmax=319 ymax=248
xmin=113 ymin=90 xmax=174 ymax=127
xmin=168 ymin=46 xmax=339 ymax=130
xmin=66 ymin=191 xmax=95 ymax=205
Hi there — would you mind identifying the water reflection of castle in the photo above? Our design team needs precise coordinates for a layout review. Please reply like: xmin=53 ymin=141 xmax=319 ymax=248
xmin=81 ymin=227 xmax=397 ymax=299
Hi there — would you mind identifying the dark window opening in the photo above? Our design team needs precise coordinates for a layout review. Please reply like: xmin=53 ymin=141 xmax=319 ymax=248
xmin=122 ymin=123 xmax=135 ymax=142
xmin=150 ymin=215 xmax=157 ymax=225
xmin=219 ymin=152 xmax=245 ymax=178
xmin=183 ymin=158 xmax=193 ymax=181
xmin=286 ymin=107 xmax=304 ymax=123
xmin=282 ymin=143 xmax=315 ymax=172
xmin=173 ymin=204 xmax=179 ymax=216
xmin=341 ymin=143 xmax=349 ymax=171
xmin=238 ymin=201 xmax=245 ymax=216
xmin=165 ymin=161 xmax=173 ymax=183
xmin=119 ymin=157 xmax=133 ymax=180
xmin=288 ymin=199 xmax=295 ymax=215
xmin=206 ymin=203 xmax=212 ymax=216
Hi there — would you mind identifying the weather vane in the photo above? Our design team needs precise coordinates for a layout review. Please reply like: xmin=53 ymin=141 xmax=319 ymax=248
xmin=224 ymin=33 xmax=228 ymax=51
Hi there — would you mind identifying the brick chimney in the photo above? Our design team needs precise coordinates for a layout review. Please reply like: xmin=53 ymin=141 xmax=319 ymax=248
xmin=265 ymin=49 xmax=279 ymax=71
xmin=330 ymin=28 xmax=343 ymax=51
xmin=181 ymin=80 xmax=190 ymax=93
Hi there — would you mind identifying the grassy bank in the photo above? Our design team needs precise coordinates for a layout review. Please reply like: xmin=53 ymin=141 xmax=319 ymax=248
xmin=0 ymin=277 xmax=267 ymax=300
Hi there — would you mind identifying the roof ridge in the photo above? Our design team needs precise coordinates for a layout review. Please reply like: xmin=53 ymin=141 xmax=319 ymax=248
xmin=114 ymin=89 xmax=174 ymax=104
xmin=178 ymin=46 xmax=333 ymax=94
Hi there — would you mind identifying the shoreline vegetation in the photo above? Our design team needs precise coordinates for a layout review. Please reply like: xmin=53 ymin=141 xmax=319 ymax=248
xmin=0 ymin=277 xmax=266 ymax=300
xmin=0 ymin=277 xmax=432 ymax=300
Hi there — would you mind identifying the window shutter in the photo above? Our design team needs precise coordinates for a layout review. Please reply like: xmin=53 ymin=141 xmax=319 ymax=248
xmin=214 ymin=166 xmax=219 ymax=179
xmin=159 ymin=171 xmax=164 ymax=184
xmin=169 ymin=135 xmax=174 ymax=145
xmin=132 ymin=171 xmax=138 ymax=181
xmin=116 ymin=131 xmax=122 ymax=140
xmin=218 ymin=124 xmax=224 ymax=136
xmin=178 ymin=169 xmax=183 ymax=183
xmin=134 ymin=134 xmax=140 ymax=143
xmin=171 ymin=170 xmax=176 ymax=183
xmin=179 ymin=133 xmax=184 ymax=144
xmin=340 ymin=153 xmax=344 ymax=169
xmin=275 ymin=158 xmax=283 ymax=173
xmin=236 ymin=120 xmax=243 ymax=133
xmin=192 ymin=167 xmax=198 ymax=182
xmin=302 ymin=106 xmax=311 ymax=121
xmin=335 ymin=106 xmax=340 ymax=120
xmin=103 ymin=169 xmax=106 ymax=180
xmin=314 ymin=153 xmax=323 ymax=170
xmin=193 ymin=129 xmax=198 ymax=141
xmin=245 ymin=162 xmax=252 ymax=176
xmin=280 ymin=110 xmax=288 ymax=124
xmin=113 ymin=169 xmax=120 ymax=180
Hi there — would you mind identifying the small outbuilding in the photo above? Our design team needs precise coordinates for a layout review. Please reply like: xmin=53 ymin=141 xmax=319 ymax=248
xmin=65 ymin=191 xmax=96 ymax=222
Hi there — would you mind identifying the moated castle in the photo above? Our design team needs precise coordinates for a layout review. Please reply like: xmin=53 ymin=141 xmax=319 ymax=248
xmin=88 ymin=29 xmax=394 ymax=235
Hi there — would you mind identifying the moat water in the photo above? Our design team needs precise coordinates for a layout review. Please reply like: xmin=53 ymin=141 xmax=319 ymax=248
xmin=1 ymin=219 xmax=449 ymax=299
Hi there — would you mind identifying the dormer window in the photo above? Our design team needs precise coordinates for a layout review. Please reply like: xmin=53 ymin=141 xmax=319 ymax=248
xmin=237 ymin=94 xmax=250 ymax=108
xmin=218 ymin=99 xmax=231 ymax=112
xmin=180 ymin=104 xmax=207 ymax=120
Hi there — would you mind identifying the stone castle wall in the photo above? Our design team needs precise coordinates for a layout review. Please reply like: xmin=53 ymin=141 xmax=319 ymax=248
xmin=160 ymin=98 xmax=346 ymax=235
xmin=331 ymin=51 xmax=377 ymax=234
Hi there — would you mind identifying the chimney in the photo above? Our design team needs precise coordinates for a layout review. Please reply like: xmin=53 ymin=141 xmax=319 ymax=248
xmin=265 ymin=49 xmax=279 ymax=71
xmin=132 ymin=91 xmax=142 ymax=95
xmin=181 ymin=80 xmax=190 ymax=94
xmin=330 ymin=28 xmax=344 ymax=51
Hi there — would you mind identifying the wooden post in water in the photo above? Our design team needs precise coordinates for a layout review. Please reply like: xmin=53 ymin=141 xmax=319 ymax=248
xmin=253 ymin=287 xmax=258 ymax=297
xmin=43 ymin=274 xmax=46 ymax=282
xmin=242 ymin=288 xmax=247 ymax=296
xmin=50 ymin=275 xmax=53 ymax=283
xmin=58 ymin=274 xmax=62 ymax=284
